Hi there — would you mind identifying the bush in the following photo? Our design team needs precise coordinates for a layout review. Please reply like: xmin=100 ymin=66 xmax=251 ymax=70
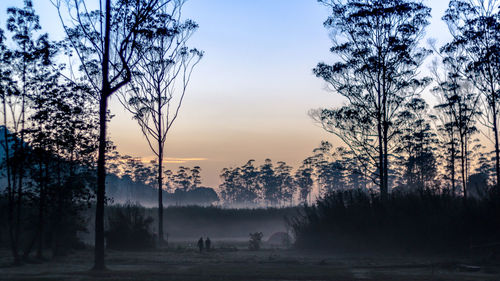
xmin=249 ymin=232 xmax=263 ymax=250
xmin=106 ymin=203 xmax=155 ymax=250
xmin=289 ymin=189 xmax=500 ymax=253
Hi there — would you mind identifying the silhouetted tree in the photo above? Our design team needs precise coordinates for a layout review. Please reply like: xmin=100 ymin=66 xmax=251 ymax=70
xmin=190 ymin=166 xmax=201 ymax=189
xmin=340 ymin=149 xmax=369 ymax=190
xmin=0 ymin=2 xmax=99 ymax=262
xmin=259 ymin=159 xmax=279 ymax=206
xmin=475 ymin=150 xmax=494 ymax=183
xmin=118 ymin=156 xmax=156 ymax=186
xmin=52 ymin=0 xmax=167 ymax=269
xmin=442 ymin=0 xmax=500 ymax=189
xmin=219 ymin=167 xmax=241 ymax=205
xmin=119 ymin=0 xmax=202 ymax=244
xmin=240 ymin=160 xmax=260 ymax=204
xmin=295 ymin=158 xmax=314 ymax=204
xmin=395 ymin=98 xmax=438 ymax=191
xmin=311 ymin=142 xmax=345 ymax=195
xmin=3 ymin=0 xmax=52 ymax=263
xmin=174 ymin=166 xmax=192 ymax=191
xmin=32 ymin=82 xmax=98 ymax=257
xmin=275 ymin=161 xmax=294 ymax=206
xmin=432 ymin=50 xmax=480 ymax=199
xmin=431 ymin=59 xmax=460 ymax=194
xmin=219 ymin=160 xmax=261 ymax=206
xmin=23 ymin=56 xmax=57 ymax=260
xmin=312 ymin=0 xmax=431 ymax=200
xmin=0 ymin=27 xmax=17 ymax=264
xmin=8 ymin=40 xmax=99 ymax=260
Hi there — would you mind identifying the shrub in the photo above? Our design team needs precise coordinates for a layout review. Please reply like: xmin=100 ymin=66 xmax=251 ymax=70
xmin=249 ymin=232 xmax=263 ymax=250
xmin=106 ymin=203 xmax=155 ymax=250
xmin=289 ymin=189 xmax=500 ymax=253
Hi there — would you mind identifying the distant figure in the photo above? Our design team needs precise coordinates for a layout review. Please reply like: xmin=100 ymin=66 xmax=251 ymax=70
xmin=205 ymin=237 xmax=211 ymax=251
xmin=197 ymin=237 xmax=204 ymax=252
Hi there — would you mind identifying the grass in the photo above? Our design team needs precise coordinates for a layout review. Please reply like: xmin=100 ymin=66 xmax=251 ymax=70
xmin=1 ymin=244 xmax=499 ymax=281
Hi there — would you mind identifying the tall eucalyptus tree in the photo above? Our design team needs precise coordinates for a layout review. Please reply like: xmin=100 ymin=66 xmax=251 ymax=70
xmin=312 ymin=0 xmax=431 ymax=200
xmin=119 ymin=0 xmax=202 ymax=244
xmin=442 ymin=0 xmax=500 ymax=189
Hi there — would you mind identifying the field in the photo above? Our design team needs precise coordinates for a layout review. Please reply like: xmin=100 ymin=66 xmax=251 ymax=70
xmin=1 ymin=242 xmax=499 ymax=281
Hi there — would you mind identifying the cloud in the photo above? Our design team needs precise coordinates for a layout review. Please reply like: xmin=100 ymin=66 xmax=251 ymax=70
xmin=165 ymin=157 xmax=208 ymax=163
xmin=141 ymin=156 xmax=208 ymax=164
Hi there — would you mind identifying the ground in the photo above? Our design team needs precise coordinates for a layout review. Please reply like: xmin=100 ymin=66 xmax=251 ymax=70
xmin=1 ymin=243 xmax=499 ymax=281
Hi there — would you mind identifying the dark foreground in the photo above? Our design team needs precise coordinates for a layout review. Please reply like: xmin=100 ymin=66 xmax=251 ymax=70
xmin=1 ymin=247 xmax=499 ymax=281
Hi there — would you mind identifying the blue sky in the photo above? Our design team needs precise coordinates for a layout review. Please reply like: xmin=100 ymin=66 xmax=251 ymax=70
xmin=0 ymin=0 xmax=452 ymax=187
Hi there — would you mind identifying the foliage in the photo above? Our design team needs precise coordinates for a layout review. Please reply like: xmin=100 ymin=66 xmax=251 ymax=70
xmin=105 ymin=161 xmax=218 ymax=206
xmin=248 ymin=232 xmax=263 ymax=251
xmin=219 ymin=159 xmax=296 ymax=207
xmin=312 ymin=0 xmax=432 ymax=198
xmin=172 ymin=187 xmax=218 ymax=206
xmin=0 ymin=0 xmax=97 ymax=263
xmin=106 ymin=203 xmax=155 ymax=250
xmin=290 ymin=188 xmax=500 ymax=252
xmin=432 ymin=44 xmax=481 ymax=198
xmin=394 ymin=98 xmax=438 ymax=191
xmin=442 ymin=0 xmax=500 ymax=188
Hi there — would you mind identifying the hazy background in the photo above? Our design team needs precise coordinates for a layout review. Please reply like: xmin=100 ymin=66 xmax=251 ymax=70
xmin=0 ymin=0 xmax=452 ymax=188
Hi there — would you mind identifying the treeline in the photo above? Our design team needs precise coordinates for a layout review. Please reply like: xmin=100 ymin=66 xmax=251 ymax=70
xmin=216 ymin=137 xmax=489 ymax=207
xmin=218 ymin=144 xmax=367 ymax=207
xmin=106 ymin=154 xmax=218 ymax=205
xmin=105 ymin=173 xmax=219 ymax=206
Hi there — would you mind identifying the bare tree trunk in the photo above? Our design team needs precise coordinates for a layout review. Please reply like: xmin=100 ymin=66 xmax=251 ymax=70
xmin=158 ymin=152 xmax=164 ymax=245
xmin=158 ymin=98 xmax=164 ymax=245
xmin=21 ymin=152 xmax=46 ymax=261
xmin=377 ymin=111 xmax=386 ymax=200
xmin=382 ymin=63 xmax=389 ymax=199
xmin=464 ymin=134 xmax=469 ymax=200
xmin=13 ymin=64 xmax=27 ymax=266
xmin=483 ymin=53 xmax=500 ymax=191
xmin=15 ymin=143 xmax=23 ymax=265
xmin=492 ymin=96 xmax=500 ymax=190
xmin=460 ymin=134 xmax=467 ymax=200
xmin=3 ymin=97 xmax=18 ymax=263
xmin=93 ymin=0 xmax=112 ymax=270
xmin=383 ymin=120 xmax=389 ymax=198
xmin=52 ymin=158 xmax=63 ymax=257
xmin=94 ymin=95 xmax=108 ymax=270
xmin=451 ymin=129 xmax=456 ymax=196
xmin=36 ymin=159 xmax=45 ymax=259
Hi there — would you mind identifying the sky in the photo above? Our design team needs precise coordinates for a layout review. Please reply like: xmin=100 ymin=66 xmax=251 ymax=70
xmin=0 ymin=0 xmax=452 ymax=188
